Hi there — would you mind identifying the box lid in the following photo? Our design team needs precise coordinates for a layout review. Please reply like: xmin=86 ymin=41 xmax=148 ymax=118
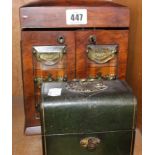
xmin=20 ymin=1 xmax=129 ymax=29
xmin=41 ymin=80 xmax=137 ymax=135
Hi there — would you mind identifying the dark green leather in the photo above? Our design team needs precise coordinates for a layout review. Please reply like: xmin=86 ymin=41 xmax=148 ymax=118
xmin=40 ymin=80 xmax=137 ymax=155
xmin=45 ymin=130 xmax=135 ymax=155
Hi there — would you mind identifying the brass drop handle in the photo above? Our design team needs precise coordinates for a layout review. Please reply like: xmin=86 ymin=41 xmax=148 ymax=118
xmin=80 ymin=137 xmax=101 ymax=151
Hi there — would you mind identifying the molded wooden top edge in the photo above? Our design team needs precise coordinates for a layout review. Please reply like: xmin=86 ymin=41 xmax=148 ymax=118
xmin=21 ymin=0 xmax=128 ymax=8
xmin=20 ymin=1 xmax=130 ymax=28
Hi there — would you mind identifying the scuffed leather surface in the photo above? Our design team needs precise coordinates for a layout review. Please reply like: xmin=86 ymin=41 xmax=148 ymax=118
xmin=41 ymin=80 xmax=137 ymax=135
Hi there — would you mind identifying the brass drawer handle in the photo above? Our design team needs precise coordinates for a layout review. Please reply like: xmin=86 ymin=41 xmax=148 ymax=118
xmin=87 ymin=44 xmax=118 ymax=64
xmin=80 ymin=137 xmax=101 ymax=151
xmin=33 ymin=46 xmax=66 ymax=66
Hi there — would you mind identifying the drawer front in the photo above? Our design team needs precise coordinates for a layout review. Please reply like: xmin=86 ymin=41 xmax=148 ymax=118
xmin=75 ymin=30 xmax=128 ymax=80
xmin=43 ymin=130 xmax=134 ymax=155
xmin=21 ymin=31 xmax=75 ymax=127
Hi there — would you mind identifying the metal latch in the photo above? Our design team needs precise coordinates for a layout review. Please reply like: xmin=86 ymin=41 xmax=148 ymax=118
xmin=80 ymin=137 xmax=101 ymax=151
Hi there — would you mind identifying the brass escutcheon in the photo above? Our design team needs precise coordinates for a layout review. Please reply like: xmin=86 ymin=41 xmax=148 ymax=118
xmin=89 ymin=35 xmax=97 ymax=44
xmin=57 ymin=35 xmax=65 ymax=44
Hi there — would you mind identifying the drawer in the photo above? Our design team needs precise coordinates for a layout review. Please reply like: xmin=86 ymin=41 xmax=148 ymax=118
xmin=75 ymin=30 xmax=128 ymax=80
xmin=21 ymin=31 xmax=75 ymax=128
xmin=43 ymin=130 xmax=134 ymax=155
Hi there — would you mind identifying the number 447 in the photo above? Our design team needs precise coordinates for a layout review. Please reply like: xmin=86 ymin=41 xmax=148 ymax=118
xmin=71 ymin=14 xmax=83 ymax=21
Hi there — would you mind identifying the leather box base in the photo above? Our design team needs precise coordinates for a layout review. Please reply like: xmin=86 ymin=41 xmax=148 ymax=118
xmin=43 ymin=130 xmax=135 ymax=155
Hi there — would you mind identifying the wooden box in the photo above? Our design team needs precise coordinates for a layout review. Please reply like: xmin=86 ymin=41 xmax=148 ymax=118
xmin=20 ymin=1 xmax=130 ymax=135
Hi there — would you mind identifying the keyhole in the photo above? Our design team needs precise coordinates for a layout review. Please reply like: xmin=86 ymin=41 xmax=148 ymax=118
xmin=57 ymin=36 xmax=65 ymax=44
xmin=89 ymin=35 xmax=96 ymax=44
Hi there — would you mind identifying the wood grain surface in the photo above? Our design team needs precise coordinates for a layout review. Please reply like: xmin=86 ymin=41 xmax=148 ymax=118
xmin=75 ymin=30 xmax=128 ymax=79
xmin=20 ymin=4 xmax=129 ymax=28
xmin=21 ymin=31 xmax=75 ymax=127
xmin=13 ymin=0 xmax=142 ymax=131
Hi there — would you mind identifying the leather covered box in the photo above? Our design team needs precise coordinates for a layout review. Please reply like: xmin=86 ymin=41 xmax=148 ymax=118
xmin=40 ymin=79 xmax=137 ymax=155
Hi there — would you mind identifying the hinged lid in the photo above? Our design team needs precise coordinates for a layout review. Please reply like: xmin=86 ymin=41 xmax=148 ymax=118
xmin=41 ymin=80 xmax=137 ymax=135
xmin=20 ymin=1 xmax=129 ymax=28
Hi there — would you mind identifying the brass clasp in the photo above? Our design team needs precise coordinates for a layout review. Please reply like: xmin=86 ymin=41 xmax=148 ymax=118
xmin=80 ymin=137 xmax=101 ymax=151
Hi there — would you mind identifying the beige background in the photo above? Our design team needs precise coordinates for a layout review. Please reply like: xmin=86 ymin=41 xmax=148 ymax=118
xmin=12 ymin=0 xmax=142 ymax=131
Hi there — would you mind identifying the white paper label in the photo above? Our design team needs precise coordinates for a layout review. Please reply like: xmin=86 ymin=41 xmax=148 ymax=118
xmin=48 ymin=88 xmax=62 ymax=96
xmin=66 ymin=9 xmax=87 ymax=25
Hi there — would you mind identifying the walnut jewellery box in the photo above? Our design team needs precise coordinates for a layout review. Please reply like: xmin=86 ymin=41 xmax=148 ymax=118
xmin=20 ymin=1 xmax=137 ymax=155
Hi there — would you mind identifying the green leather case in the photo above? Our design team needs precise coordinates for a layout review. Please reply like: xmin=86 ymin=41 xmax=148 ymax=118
xmin=40 ymin=80 xmax=137 ymax=155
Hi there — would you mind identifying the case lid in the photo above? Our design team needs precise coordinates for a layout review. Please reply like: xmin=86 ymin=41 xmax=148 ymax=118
xmin=41 ymin=80 xmax=137 ymax=135
xmin=20 ymin=1 xmax=129 ymax=28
